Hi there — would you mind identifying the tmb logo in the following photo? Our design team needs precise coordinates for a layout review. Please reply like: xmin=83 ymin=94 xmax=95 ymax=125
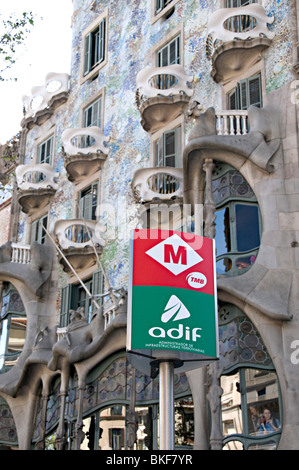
xmin=145 ymin=234 xmax=203 ymax=276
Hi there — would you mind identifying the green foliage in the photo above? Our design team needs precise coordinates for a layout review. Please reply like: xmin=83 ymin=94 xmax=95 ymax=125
xmin=0 ymin=11 xmax=35 ymax=81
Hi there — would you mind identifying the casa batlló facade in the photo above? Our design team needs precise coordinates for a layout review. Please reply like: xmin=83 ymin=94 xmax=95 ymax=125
xmin=0 ymin=0 xmax=298 ymax=451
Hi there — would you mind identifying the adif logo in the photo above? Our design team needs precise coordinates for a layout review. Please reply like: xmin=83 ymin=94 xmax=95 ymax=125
xmin=146 ymin=234 xmax=203 ymax=276
xmin=148 ymin=295 xmax=202 ymax=342
xmin=161 ymin=295 xmax=190 ymax=323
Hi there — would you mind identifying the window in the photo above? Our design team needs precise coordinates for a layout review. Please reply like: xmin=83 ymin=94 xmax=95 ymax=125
xmin=38 ymin=136 xmax=53 ymax=165
xmin=0 ymin=283 xmax=26 ymax=372
xmin=229 ymin=74 xmax=262 ymax=110
xmin=59 ymin=270 xmax=103 ymax=326
xmin=226 ymin=0 xmax=257 ymax=7
xmin=157 ymin=35 xmax=180 ymax=67
xmin=83 ymin=18 xmax=106 ymax=78
xmin=211 ymin=162 xmax=260 ymax=276
xmin=219 ymin=303 xmax=282 ymax=450
xmin=155 ymin=127 xmax=181 ymax=167
xmin=84 ymin=96 xmax=102 ymax=128
xmin=78 ymin=182 xmax=98 ymax=220
xmin=31 ymin=214 xmax=48 ymax=245
xmin=155 ymin=0 xmax=174 ymax=15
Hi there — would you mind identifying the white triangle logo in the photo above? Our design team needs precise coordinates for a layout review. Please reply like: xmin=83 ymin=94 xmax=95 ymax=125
xmin=161 ymin=295 xmax=191 ymax=323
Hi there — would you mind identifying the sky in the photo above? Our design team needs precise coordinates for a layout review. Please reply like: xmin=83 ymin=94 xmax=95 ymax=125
xmin=0 ymin=0 xmax=73 ymax=143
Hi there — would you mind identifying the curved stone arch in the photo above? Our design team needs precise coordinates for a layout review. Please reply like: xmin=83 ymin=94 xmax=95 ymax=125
xmin=183 ymin=107 xmax=292 ymax=322
xmin=207 ymin=300 xmax=282 ymax=450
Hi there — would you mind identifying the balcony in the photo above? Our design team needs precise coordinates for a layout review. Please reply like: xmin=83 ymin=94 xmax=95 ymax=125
xmin=61 ymin=127 xmax=109 ymax=183
xmin=136 ymin=64 xmax=193 ymax=133
xmin=16 ymin=163 xmax=59 ymax=215
xmin=22 ymin=72 xmax=69 ymax=129
xmin=216 ymin=109 xmax=248 ymax=135
xmin=53 ymin=219 xmax=105 ymax=273
xmin=132 ymin=167 xmax=184 ymax=229
xmin=206 ymin=4 xmax=274 ymax=83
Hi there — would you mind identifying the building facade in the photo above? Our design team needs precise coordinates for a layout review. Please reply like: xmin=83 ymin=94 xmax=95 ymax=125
xmin=0 ymin=0 xmax=298 ymax=450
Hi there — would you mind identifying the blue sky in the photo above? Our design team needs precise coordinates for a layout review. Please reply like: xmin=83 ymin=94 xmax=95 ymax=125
xmin=0 ymin=0 xmax=72 ymax=143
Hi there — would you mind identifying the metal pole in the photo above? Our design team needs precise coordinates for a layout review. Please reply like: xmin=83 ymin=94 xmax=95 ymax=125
xmin=159 ymin=361 xmax=174 ymax=450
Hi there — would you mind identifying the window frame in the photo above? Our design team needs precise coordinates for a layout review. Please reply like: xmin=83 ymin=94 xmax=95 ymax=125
xmin=37 ymin=135 xmax=54 ymax=166
xmin=154 ymin=127 xmax=181 ymax=168
xmin=60 ymin=269 xmax=104 ymax=327
xmin=228 ymin=73 xmax=263 ymax=110
xmin=225 ymin=0 xmax=258 ymax=7
xmin=78 ymin=181 xmax=99 ymax=221
xmin=151 ymin=0 xmax=180 ymax=24
xmin=81 ymin=11 xmax=108 ymax=84
xmin=157 ymin=34 xmax=181 ymax=67
xmin=30 ymin=213 xmax=48 ymax=245
xmin=83 ymin=96 xmax=103 ymax=129
xmin=150 ymin=115 xmax=184 ymax=168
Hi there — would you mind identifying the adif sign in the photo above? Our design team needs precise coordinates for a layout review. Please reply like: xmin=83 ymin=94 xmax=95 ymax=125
xmin=127 ymin=229 xmax=219 ymax=370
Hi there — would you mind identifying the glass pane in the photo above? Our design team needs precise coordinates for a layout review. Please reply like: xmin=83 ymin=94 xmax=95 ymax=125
xmin=165 ymin=131 xmax=175 ymax=156
xmin=216 ymin=257 xmax=232 ymax=274
xmin=174 ymin=397 xmax=194 ymax=447
xmin=235 ymin=204 xmax=260 ymax=252
xmin=215 ymin=207 xmax=231 ymax=256
xmin=235 ymin=255 xmax=256 ymax=271
xmin=223 ymin=440 xmax=243 ymax=450
xmin=7 ymin=316 xmax=26 ymax=355
xmin=245 ymin=369 xmax=281 ymax=437
xmin=248 ymin=441 xmax=278 ymax=450
xmin=135 ymin=406 xmax=153 ymax=450
xmin=99 ymin=406 xmax=126 ymax=450
xmin=221 ymin=372 xmax=243 ymax=436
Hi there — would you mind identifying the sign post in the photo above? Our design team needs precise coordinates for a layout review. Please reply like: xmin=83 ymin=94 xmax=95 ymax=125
xmin=127 ymin=229 xmax=218 ymax=449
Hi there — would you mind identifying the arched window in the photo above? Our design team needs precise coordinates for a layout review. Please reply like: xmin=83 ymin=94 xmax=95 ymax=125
xmin=218 ymin=302 xmax=282 ymax=450
xmin=0 ymin=283 xmax=26 ymax=373
xmin=212 ymin=162 xmax=261 ymax=276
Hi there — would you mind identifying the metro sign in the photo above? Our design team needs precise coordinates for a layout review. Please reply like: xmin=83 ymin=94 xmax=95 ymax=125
xmin=145 ymin=234 xmax=203 ymax=276
xmin=127 ymin=229 xmax=218 ymax=361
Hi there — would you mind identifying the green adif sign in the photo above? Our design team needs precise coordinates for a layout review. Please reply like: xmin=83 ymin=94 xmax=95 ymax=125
xmin=127 ymin=229 xmax=219 ymax=363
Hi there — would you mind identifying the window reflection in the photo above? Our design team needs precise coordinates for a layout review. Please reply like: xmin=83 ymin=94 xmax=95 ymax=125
xmin=221 ymin=368 xmax=281 ymax=449
xmin=235 ymin=204 xmax=260 ymax=252
xmin=215 ymin=207 xmax=231 ymax=257
xmin=175 ymin=397 xmax=194 ymax=447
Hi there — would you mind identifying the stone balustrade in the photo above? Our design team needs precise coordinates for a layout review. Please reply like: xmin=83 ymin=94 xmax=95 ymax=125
xmin=61 ymin=127 xmax=109 ymax=182
xmin=136 ymin=64 xmax=193 ymax=105
xmin=206 ymin=4 xmax=274 ymax=83
xmin=136 ymin=64 xmax=193 ymax=133
xmin=16 ymin=163 xmax=59 ymax=191
xmin=215 ymin=110 xmax=248 ymax=136
xmin=22 ymin=72 xmax=69 ymax=124
xmin=11 ymin=243 xmax=31 ymax=264
xmin=206 ymin=4 xmax=274 ymax=59
xmin=132 ymin=166 xmax=183 ymax=203
xmin=54 ymin=219 xmax=105 ymax=250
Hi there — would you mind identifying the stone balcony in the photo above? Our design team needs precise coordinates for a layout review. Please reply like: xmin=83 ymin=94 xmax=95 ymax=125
xmin=53 ymin=219 xmax=105 ymax=273
xmin=136 ymin=64 xmax=193 ymax=133
xmin=61 ymin=127 xmax=109 ymax=183
xmin=22 ymin=72 xmax=69 ymax=129
xmin=16 ymin=163 xmax=59 ymax=215
xmin=132 ymin=166 xmax=184 ymax=230
xmin=206 ymin=4 xmax=274 ymax=83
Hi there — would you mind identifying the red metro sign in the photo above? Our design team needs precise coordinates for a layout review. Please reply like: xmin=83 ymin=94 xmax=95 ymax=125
xmin=127 ymin=229 xmax=219 ymax=362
